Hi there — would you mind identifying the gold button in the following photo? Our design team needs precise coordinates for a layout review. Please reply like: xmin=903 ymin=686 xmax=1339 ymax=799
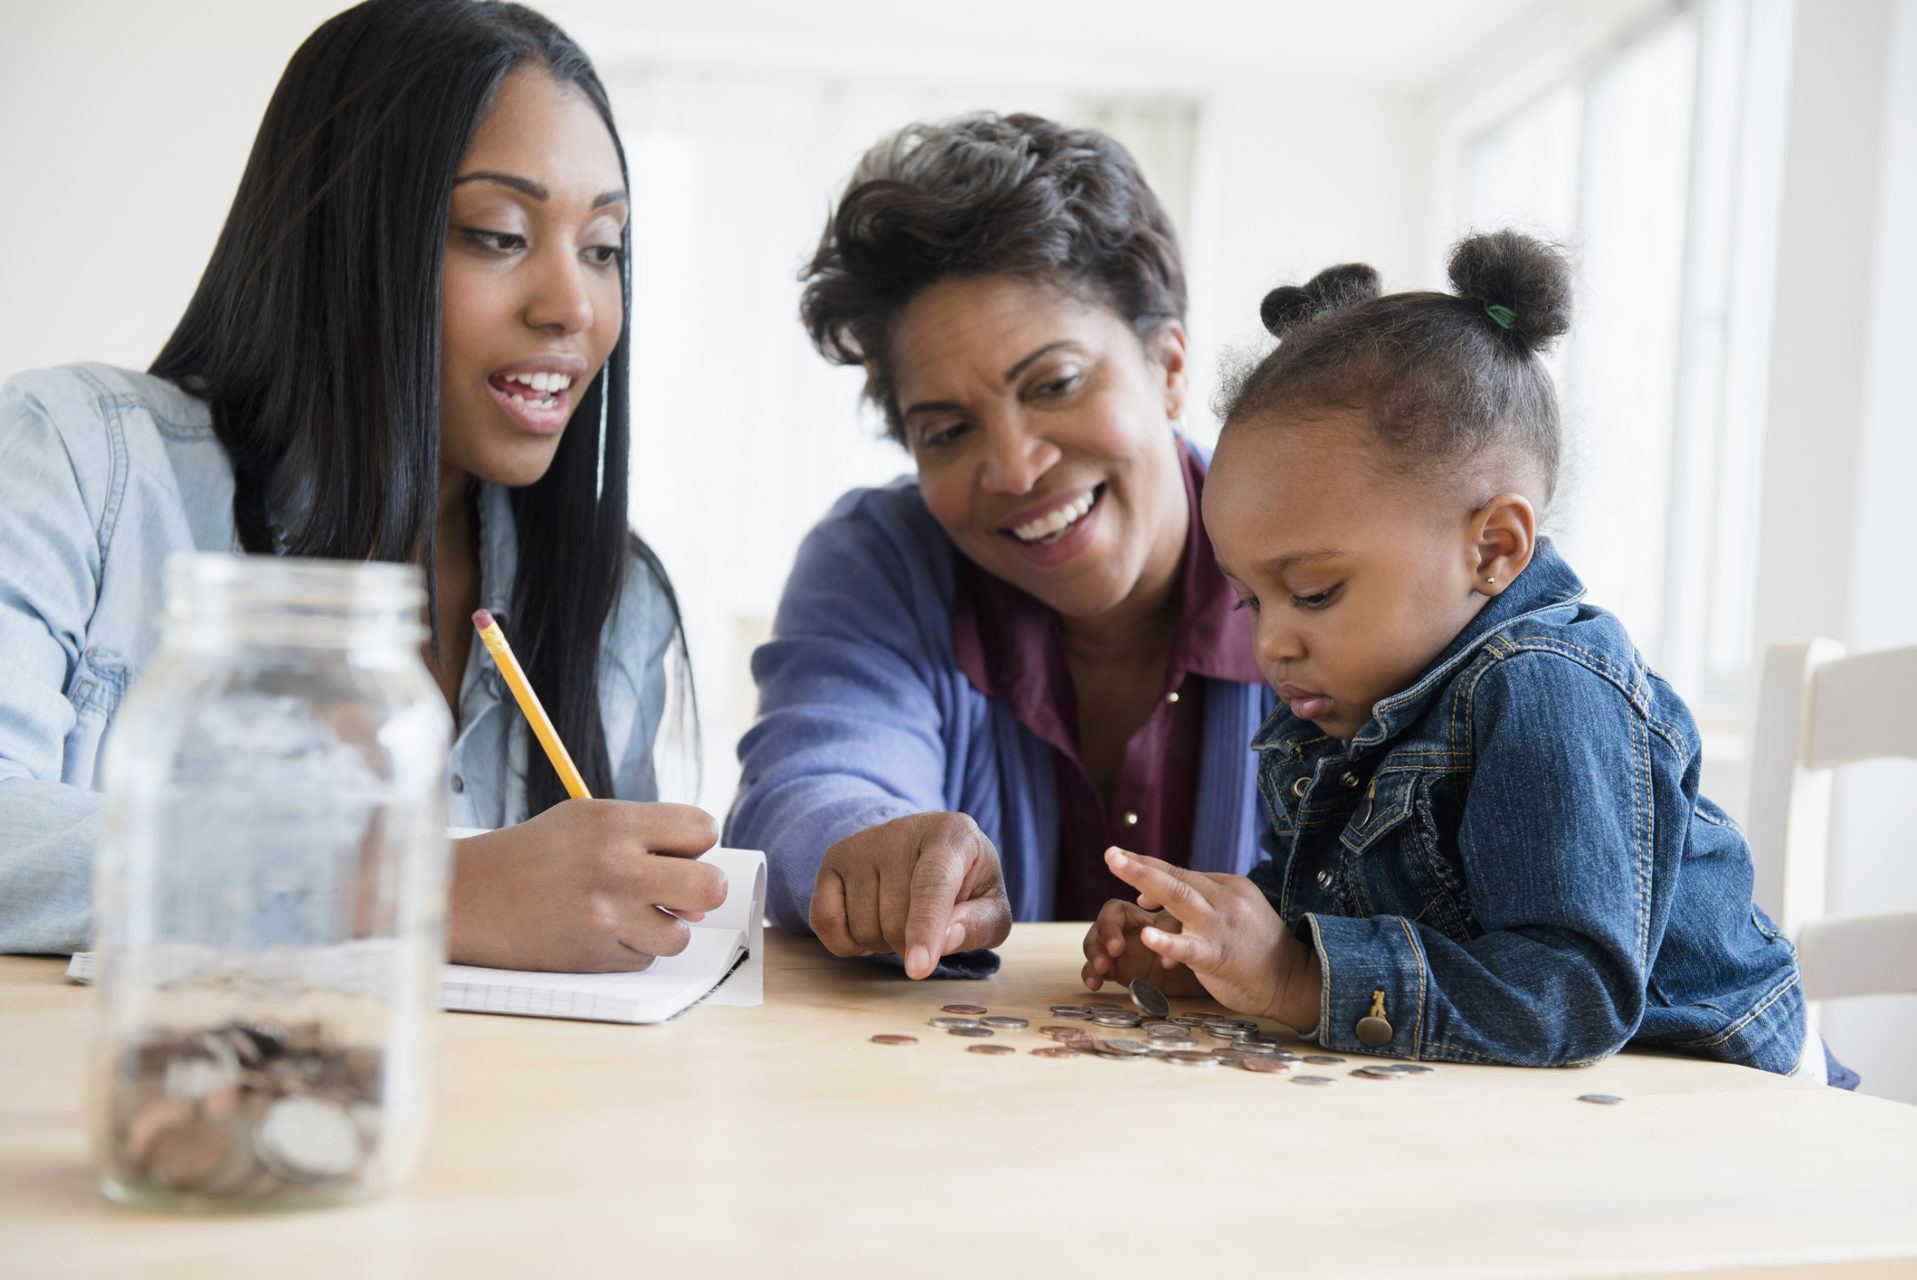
xmin=1290 ymin=776 xmax=1309 ymax=799
xmin=1356 ymin=1015 xmax=1393 ymax=1047
xmin=1165 ymin=690 xmax=1181 ymax=704
xmin=1122 ymin=811 xmax=1140 ymax=827
xmin=1340 ymin=772 xmax=1359 ymax=787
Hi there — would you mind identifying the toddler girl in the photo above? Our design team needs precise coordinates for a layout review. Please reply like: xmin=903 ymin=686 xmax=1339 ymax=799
xmin=1083 ymin=230 xmax=1843 ymax=1082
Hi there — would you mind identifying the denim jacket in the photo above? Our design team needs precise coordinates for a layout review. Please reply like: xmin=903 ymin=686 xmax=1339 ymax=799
xmin=0 ymin=363 xmax=678 ymax=954
xmin=1248 ymin=539 xmax=1805 ymax=1073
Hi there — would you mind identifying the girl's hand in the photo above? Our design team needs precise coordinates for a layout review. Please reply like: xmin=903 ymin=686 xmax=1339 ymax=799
xmin=447 ymin=799 xmax=728 ymax=972
xmin=1080 ymin=899 xmax=1204 ymax=997
xmin=1103 ymin=846 xmax=1322 ymax=1029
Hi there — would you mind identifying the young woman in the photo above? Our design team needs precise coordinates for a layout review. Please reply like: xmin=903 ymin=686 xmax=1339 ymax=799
xmin=0 ymin=0 xmax=724 ymax=971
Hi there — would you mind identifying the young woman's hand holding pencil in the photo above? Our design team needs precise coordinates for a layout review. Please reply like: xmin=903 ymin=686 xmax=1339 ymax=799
xmin=443 ymin=611 xmax=726 ymax=972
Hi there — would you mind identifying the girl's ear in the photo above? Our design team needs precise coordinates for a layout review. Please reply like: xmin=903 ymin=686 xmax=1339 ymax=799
xmin=1470 ymin=492 xmax=1537 ymax=595
xmin=1148 ymin=320 xmax=1190 ymax=422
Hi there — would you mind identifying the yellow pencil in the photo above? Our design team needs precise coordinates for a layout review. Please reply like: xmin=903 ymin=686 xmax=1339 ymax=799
xmin=471 ymin=609 xmax=591 ymax=800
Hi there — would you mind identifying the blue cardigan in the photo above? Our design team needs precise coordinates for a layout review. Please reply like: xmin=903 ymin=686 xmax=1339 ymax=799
xmin=725 ymin=471 xmax=1278 ymax=934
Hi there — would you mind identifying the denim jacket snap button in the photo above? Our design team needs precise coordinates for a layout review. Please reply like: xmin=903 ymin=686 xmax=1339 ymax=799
xmin=1355 ymin=989 xmax=1392 ymax=1047
xmin=1339 ymin=772 xmax=1359 ymax=787
xmin=1316 ymin=869 xmax=1333 ymax=888
xmin=1290 ymin=776 xmax=1309 ymax=799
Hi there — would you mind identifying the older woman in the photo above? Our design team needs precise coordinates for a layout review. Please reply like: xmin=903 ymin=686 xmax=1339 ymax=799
xmin=726 ymin=113 xmax=1274 ymax=978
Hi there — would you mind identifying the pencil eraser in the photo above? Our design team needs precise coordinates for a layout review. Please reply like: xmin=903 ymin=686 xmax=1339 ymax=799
xmin=472 ymin=609 xmax=494 ymax=630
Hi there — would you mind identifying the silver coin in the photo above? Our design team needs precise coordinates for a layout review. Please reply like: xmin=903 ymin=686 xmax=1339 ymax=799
xmin=929 ymin=1016 xmax=982 ymax=1029
xmin=254 ymin=1096 xmax=362 ymax=1183
xmin=947 ymin=1026 xmax=994 ymax=1038
xmin=1129 ymin=978 xmax=1171 ymax=1020
xmin=1086 ymin=1002 xmax=1130 ymax=1012
xmin=1092 ymin=1012 xmax=1142 ymax=1028
xmin=1094 ymin=1038 xmax=1152 ymax=1056
xmin=1147 ymin=1036 xmax=1198 ymax=1051
xmin=1168 ymin=1014 xmax=1209 ymax=1027
xmin=1291 ymin=1074 xmax=1338 ymax=1087
xmin=1238 ymin=1034 xmax=1286 ymax=1049
xmin=1303 ymin=1054 xmax=1347 ymax=1065
xmin=1577 ymin=1093 xmax=1626 ymax=1106
xmin=1383 ymin=1063 xmax=1434 ymax=1075
xmin=1164 ymin=1051 xmax=1219 ymax=1067
xmin=979 ymin=1016 xmax=1029 ymax=1029
xmin=1049 ymin=1005 xmax=1093 ymax=1017
xmin=1350 ymin=1066 xmax=1405 ymax=1080
xmin=1237 ymin=1041 xmax=1282 ymax=1056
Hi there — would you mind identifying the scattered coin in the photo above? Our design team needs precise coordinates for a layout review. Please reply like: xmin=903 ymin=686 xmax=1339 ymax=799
xmin=869 ymin=1035 xmax=918 ymax=1046
xmin=947 ymin=1026 xmax=994 ymax=1038
xmin=1092 ymin=1012 xmax=1142 ymax=1029
xmin=979 ymin=1016 xmax=1030 ymax=1030
xmin=1577 ymin=1093 xmax=1626 ymax=1106
xmin=1291 ymin=1074 xmax=1338 ymax=1087
xmin=1164 ymin=1051 xmax=1219 ymax=1067
xmin=1350 ymin=1066 xmax=1405 ymax=1081
xmin=1240 ymin=1058 xmax=1296 ymax=1075
xmin=966 ymin=1044 xmax=1016 ymax=1056
xmin=1049 ymin=1005 xmax=1094 ymax=1019
xmin=1030 ymin=1046 xmax=1079 ymax=1059
xmin=1303 ymin=1054 xmax=1347 ymax=1065
xmin=1129 ymin=978 xmax=1171 ymax=1020
xmin=1094 ymin=1038 xmax=1152 ymax=1056
xmin=1383 ymin=1064 xmax=1434 ymax=1075
xmin=1038 ymin=1025 xmax=1085 ymax=1038
xmin=940 ymin=1004 xmax=988 ymax=1015
xmin=928 ymin=1016 xmax=982 ymax=1030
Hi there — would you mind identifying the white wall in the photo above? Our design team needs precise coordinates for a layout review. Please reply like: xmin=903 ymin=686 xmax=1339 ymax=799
xmin=1795 ymin=0 xmax=1917 ymax=1104
xmin=0 ymin=1 xmax=352 ymax=374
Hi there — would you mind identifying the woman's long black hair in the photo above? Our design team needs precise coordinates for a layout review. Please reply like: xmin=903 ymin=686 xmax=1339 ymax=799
xmin=152 ymin=0 xmax=691 ymax=816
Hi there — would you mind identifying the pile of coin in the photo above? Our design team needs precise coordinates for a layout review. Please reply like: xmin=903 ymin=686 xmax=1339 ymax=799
xmin=103 ymin=1019 xmax=387 ymax=1204
xmin=864 ymin=979 xmax=1440 ymax=1087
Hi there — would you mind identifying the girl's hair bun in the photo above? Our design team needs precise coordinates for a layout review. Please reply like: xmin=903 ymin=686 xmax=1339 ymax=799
xmin=1258 ymin=262 xmax=1381 ymax=337
xmin=1447 ymin=230 xmax=1573 ymax=353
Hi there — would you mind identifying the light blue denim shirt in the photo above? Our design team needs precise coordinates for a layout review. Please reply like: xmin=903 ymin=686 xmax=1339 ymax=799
xmin=0 ymin=363 xmax=679 ymax=954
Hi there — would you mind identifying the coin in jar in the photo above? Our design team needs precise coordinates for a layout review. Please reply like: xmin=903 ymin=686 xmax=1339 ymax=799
xmin=255 ymin=1096 xmax=365 ymax=1183
xmin=869 ymin=1035 xmax=918 ymax=1046
xmin=143 ymin=1114 xmax=236 ymax=1191
xmin=1129 ymin=978 xmax=1171 ymax=1020
xmin=940 ymin=1004 xmax=988 ymax=1015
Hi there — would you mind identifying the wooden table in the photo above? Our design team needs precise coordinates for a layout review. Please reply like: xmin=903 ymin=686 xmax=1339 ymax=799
xmin=3 ymin=926 xmax=1915 ymax=1279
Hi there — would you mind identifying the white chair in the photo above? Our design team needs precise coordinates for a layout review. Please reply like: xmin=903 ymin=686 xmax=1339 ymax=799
xmin=1746 ymin=639 xmax=1917 ymax=1002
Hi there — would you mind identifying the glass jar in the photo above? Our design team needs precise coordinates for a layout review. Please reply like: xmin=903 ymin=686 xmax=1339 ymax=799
xmin=88 ymin=554 xmax=452 ymax=1210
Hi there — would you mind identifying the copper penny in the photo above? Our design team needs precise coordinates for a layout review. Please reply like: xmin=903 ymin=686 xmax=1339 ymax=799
xmin=869 ymin=1035 xmax=918 ymax=1046
xmin=941 ymin=1004 xmax=987 ymax=1015
xmin=966 ymin=1044 xmax=1016 ymax=1056
xmin=144 ymin=1115 xmax=234 ymax=1191
xmin=1240 ymin=1057 xmax=1295 ymax=1074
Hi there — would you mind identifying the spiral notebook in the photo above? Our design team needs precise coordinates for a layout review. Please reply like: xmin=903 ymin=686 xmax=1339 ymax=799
xmin=67 ymin=846 xmax=766 ymax=1025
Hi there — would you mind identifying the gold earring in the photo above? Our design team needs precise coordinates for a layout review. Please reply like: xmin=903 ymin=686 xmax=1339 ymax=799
xmin=1485 ymin=576 xmax=1498 ymax=586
